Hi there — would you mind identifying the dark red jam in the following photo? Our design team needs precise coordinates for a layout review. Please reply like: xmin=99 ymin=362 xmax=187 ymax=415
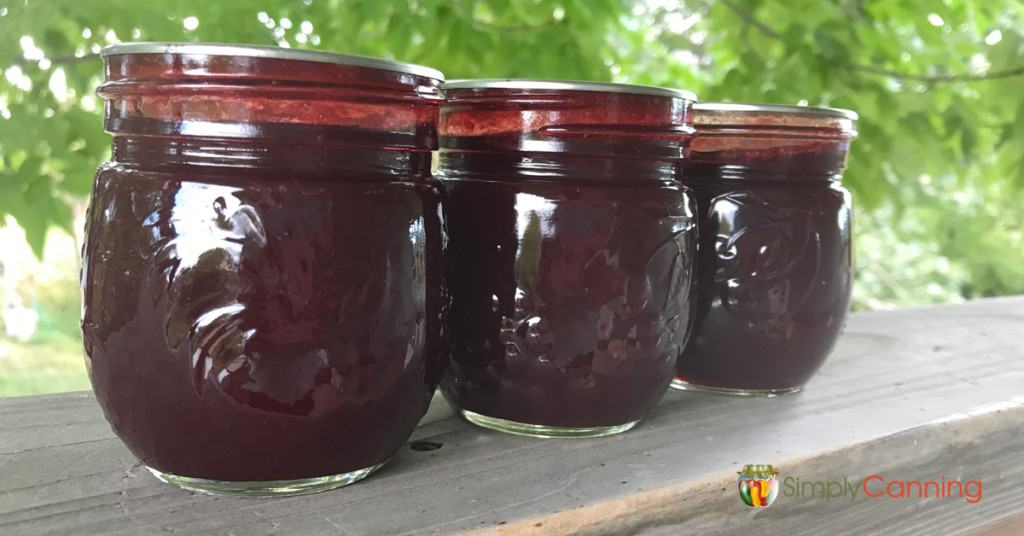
xmin=674 ymin=103 xmax=857 ymax=394
xmin=81 ymin=44 xmax=447 ymax=485
xmin=438 ymin=81 xmax=698 ymax=434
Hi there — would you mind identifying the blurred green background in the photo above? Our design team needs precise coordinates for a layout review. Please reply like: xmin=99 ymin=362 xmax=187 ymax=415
xmin=1 ymin=0 xmax=1022 ymax=396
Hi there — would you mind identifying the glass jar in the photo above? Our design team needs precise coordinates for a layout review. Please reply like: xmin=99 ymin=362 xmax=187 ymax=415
xmin=438 ymin=80 xmax=698 ymax=438
xmin=82 ymin=43 xmax=447 ymax=496
xmin=673 ymin=103 xmax=857 ymax=395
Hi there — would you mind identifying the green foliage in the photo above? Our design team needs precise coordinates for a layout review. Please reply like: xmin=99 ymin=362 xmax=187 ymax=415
xmin=0 ymin=330 xmax=91 ymax=396
xmin=1 ymin=0 xmax=1022 ymax=309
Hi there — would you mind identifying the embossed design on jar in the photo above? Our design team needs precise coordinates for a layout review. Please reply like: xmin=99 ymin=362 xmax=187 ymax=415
xmin=498 ymin=196 xmax=556 ymax=364
xmin=155 ymin=185 xmax=268 ymax=399
xmin=711 ymin=192 xmax=820 ymax=338
xmin=499 ymin=288 xmax=554 ymax=363
xmin=495 ymin=200 xmax=695 ymax=375
xmin=593 ymin=225 xmax=694 ymax=374
xmin=651 ymin=221 xmax=697 ymax=362
xmin=150 ymin=183 xmax=382 ymax=416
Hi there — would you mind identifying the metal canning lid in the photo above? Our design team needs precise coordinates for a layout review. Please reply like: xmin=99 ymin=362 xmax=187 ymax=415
xmin=444 ymin=79 xmax=697 ymax=101
xmin=739 ymin=465 xmax=779 ymax=477
xmin=695 ymin=102 xmax=857 ymax=120
xmin=101 ymin=42 xmax=445 ymax=81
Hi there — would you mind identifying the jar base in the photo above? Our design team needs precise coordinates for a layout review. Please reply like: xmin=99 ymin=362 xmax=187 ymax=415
xmin=460 ymin=409 xmax=639 ymax=438
xmin=147 ymin=463 xmax=385 ymax=497
xmin=670 ymin=378 xmax=802 ymax=397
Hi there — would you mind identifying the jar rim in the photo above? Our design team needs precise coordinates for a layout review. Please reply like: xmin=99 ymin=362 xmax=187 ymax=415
xmin=101 ymin=42 xmax=445 ymax=81
xmin=444 ymin=79 xmax=697 ymax=101
xmin=695 ymin=102 xmax=857 ymax=120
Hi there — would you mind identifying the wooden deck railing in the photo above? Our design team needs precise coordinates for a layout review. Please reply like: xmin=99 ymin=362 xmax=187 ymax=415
xmin=2 ymin=297 xmax=1022 ymax=535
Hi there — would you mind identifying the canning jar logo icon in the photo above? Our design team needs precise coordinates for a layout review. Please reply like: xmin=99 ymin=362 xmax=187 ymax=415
xmin=738 ymin=464 xmax=779 ymax=508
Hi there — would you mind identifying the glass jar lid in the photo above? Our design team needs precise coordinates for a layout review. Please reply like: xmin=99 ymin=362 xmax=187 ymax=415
xmin=102 ymin=42 xmax=444 ymax=81
xmin=694 ymin=102 xmax=857 ymax=134
xmin=444 ymin=79 xmax=696 ymax=101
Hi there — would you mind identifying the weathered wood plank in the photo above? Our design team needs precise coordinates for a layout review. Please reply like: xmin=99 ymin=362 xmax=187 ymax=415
xmin=1 ymin=297 xmax=1022 ymax=535
xmin=969 ymin=511 xmax=1024 ymax=536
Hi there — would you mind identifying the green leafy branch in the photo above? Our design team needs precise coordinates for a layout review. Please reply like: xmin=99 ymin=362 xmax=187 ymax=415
xmin=718 ymin=0 xmax=1024 ymax=84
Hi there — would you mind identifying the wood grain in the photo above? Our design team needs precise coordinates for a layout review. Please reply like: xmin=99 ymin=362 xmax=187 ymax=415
xmin=968 ymin=511 xmax=1024 ymax=536
xmin=1 ymin=297 xmax=1022 ymax=535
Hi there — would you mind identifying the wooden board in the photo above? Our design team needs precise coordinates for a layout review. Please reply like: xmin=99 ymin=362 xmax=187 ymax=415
xmin=2 ymin=296 xmax=1023 ymax=535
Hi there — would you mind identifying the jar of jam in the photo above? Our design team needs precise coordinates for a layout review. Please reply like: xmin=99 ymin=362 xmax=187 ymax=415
xmin=673 ymin=103 xmax=857 ymax=395
xmin=438 ymin=80 xmax=698 ymax=438
xmin=82 ymin=43 xmax=447 ymax=496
